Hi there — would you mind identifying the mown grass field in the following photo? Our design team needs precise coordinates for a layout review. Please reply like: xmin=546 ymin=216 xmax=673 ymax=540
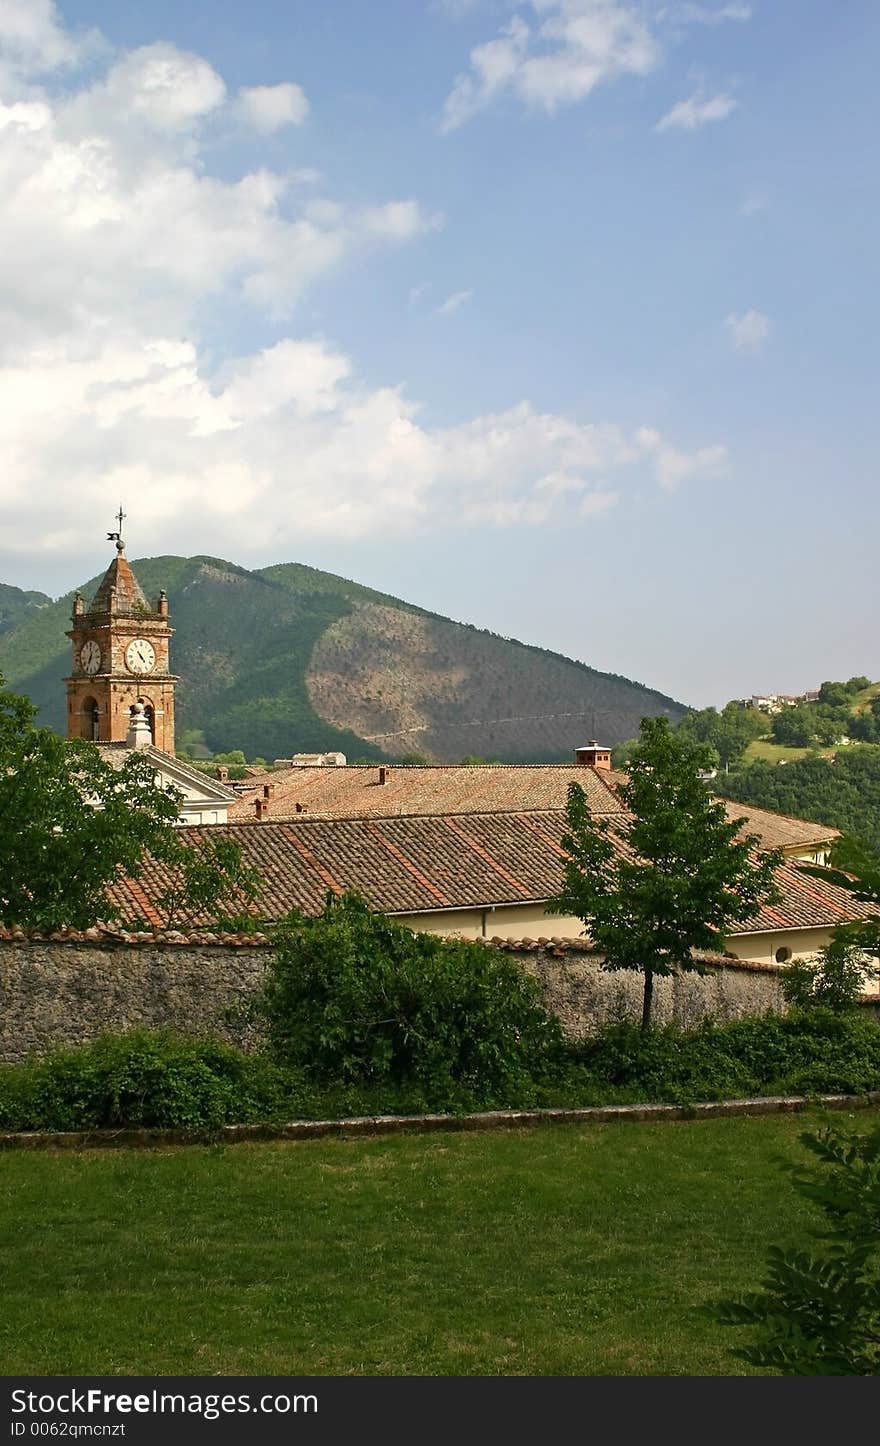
xmin=742 ymin=739 xmax=836 ymax=765
xmin=3 ymin=1107 xmax=875 ymax=1377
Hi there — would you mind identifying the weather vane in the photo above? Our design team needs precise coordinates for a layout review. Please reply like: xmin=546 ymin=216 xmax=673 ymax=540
xmin=107 ymin=505 xmax=126 ymax=552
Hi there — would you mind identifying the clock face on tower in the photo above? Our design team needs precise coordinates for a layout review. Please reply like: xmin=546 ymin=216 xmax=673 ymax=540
xmin=79 ymin=640 xmax=101 ymax=675
xmin=125 ymin=639 xmax=156 ymax=675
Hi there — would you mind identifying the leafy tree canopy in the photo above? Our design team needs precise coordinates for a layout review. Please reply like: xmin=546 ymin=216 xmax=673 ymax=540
xmin=717 ymin=747 xmax=880 ymax=853
xmin=0 ymin=673 xmax=260 ymax=933
xmin=549 ymin=717 xmax=781 ymax=1030
xmin=677 ymin=700 xmax=766 ymax=769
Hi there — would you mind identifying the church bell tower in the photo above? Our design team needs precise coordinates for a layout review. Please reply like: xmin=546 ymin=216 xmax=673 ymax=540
xmin=65 ymin=511 xmax=178 ymax=753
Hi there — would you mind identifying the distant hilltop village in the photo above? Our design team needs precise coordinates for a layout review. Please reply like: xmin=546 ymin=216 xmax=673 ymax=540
xmin=745 ymin=691 xmax=820 ymax=715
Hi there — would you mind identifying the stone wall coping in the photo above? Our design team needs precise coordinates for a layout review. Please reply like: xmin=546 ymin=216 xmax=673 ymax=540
xmin=0 ymin=925 xmax=272 ymax=948
xmin=0 ymin=925 xmax=778 ymax=973
xmin=1 ymin=1090 xmax=878 ymax=1152
xmin=480 ymin=934 xmax=779 ymax=973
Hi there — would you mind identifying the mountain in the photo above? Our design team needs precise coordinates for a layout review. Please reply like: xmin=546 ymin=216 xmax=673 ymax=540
xmin=0 ymin=583 xmax=52 ymax=638
xmin=0 ymin=555 xmax=687 ymax=762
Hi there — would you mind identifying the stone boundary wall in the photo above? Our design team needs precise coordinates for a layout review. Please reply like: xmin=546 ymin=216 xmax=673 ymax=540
xmin=0 ymin=936 xmax=273 ymax=1064
xmin=508 ymin=938 xmax=787 ymax=1037
xmin=0 ymin=930 xmax=837 ymax=1064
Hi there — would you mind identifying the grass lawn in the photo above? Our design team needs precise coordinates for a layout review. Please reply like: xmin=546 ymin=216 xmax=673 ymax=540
xmin=3 ymin=1108 xmax=875 ymax=1377
xmin=742 ymin=739 xmax=837 ymax=765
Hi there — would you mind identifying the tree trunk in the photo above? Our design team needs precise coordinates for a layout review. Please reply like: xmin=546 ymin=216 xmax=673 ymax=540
xmin=641 ymin=966 xmax=654 ymax=1033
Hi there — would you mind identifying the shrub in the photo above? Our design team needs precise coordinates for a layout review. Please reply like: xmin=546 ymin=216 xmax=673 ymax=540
xmin=711 ymin=1124 xmax=880 ymax=1374
xmin=0 ymin=1032 xmax=292 ymax=1133
xmin=573 ymin=1011 xmax=880 ymax=1103
xmin=257 ymin=892 xmax=564 ymax=1103
xmin=781 ymin=938 xmax=878 ymax=1013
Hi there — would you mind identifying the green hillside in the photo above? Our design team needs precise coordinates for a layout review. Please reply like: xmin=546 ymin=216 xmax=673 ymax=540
xmin=717 ymin=745 xmax=880 ymax=853
xmin=0 ymin=555 xmax=687 ymax=762
xmin=683 ymin=678 xmax=880 ymax=851
xmin=0 ymin=583 xmax=52 ymax=638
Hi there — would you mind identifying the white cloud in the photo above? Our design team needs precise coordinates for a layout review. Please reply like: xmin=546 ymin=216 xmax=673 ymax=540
xmin=0 ymin=8 xmax=726 ymax=561
xmin=579 ymin=488 xmax=619 ymax=515
xmin=725 ymin=309 xmax=771 ymax=351
xmin=658 ymin=3 xmax=752 ymax=26
xmin=435 ymin=288 xmax=473 ymax=315
xmin=0 ymin=0 xmax=99 ymax=83
xmin=0 ymin=26 xmax=439 ymax=348
xmin=655 ymin=88 xmax=737 ymax=131
xmin=441 ymin=2 xmax=661 ymax=131
xmin=234 ymin=82 xmax=309 ymax=133
xmin=63 ymin=43 xmax=227 ymax=142
xmin=635 ymin=428 xmax=728 ymax=491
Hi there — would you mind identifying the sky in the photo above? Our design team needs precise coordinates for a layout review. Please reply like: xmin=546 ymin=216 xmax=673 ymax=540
xmin=0 ymin=0 xmax=877 ymax=709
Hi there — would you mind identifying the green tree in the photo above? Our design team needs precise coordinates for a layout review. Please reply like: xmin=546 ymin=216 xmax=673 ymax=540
xmin=677 ymin=700 xmax=765 ymax=770
xmin=716 ymin=747 xmax=880 ymax=853
xmin=711 ymin=1124 xmax=880 ymax=1375
xmin=772 ymin=705 xmax=818 ymax=748
xmin=549 ymin=717 xmax=781 ymax=1031
xmin=610 ymin=737 xmax=640 ymax=770
xmin=849 ymin=712 xmax=880 ymax=743
xmin=818 ymin=680 xmax=850 ymax=707
xmin=153 ymin=834 xmax=263 ymax=931
xmin=0 ymin=673 xmax=260 ymax=933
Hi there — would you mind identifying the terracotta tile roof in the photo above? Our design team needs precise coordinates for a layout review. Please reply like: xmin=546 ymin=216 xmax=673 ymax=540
xmin=714 ymin=801 xmax=838 ymax=853
xmin=227 ymin=763 xmax=836 ymax=849
xmin=105 ymin=810 xmax=875 ymax=938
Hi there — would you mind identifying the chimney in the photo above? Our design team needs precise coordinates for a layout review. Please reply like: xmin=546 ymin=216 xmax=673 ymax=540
xmin=254 ymin=798 xmax=268 ymax=820
xmin=215 ymin=766 xmax=229 ymax=782
xmin=157 ymin=589 xmax=169 ymax=618
xmin=378 ymin=766 xmax=389 ymax=785
xmin=263 ymin=783 xmax=274 ymax=799
xmin=574 ymin=740 xmax=612 ymax=771
xmin=295 ymin=802 xmax=307 ymax=813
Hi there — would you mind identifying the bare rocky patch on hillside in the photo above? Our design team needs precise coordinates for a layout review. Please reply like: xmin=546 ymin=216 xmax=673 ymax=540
xmin=308 ymin=601 xmax=684 ymax=761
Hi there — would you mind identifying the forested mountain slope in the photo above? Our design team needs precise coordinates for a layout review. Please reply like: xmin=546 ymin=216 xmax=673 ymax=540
xmin=0 ymin=556 xmax=686 ymax=762
xmin=716 ymin=747 xmax=880 ymax=853
xmin=0 ymin=583 xmax=52 ymax=638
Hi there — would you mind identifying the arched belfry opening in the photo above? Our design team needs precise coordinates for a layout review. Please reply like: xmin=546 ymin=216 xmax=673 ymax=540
xmin=81 ymin=696 xmax=100 ymax=741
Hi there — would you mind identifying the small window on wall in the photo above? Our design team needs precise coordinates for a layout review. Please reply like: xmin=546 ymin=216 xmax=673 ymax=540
xmin=775 ymin=946 xmax=792 ymax=964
